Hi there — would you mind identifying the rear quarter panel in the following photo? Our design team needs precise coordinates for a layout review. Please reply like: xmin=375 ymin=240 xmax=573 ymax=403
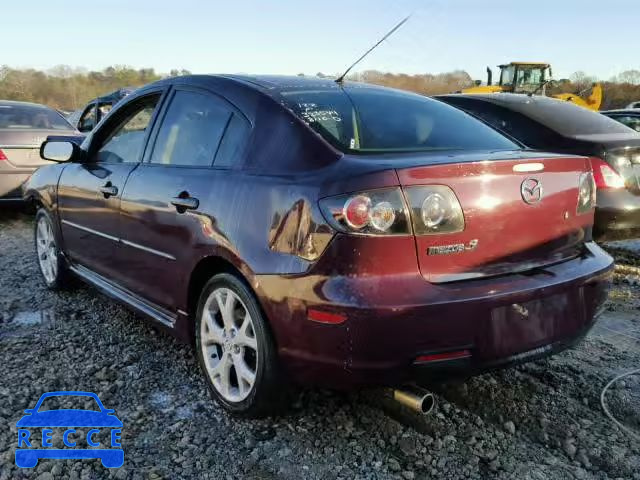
xmin=22 ymin=163 xmax=66 ymax=246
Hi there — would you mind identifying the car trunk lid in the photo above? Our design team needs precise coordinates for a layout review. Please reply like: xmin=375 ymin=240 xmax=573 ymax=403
xmin=396 ymin=155 xmax=593 ymax=283
xmin=0 ymin=129 xmax=65 ymax=168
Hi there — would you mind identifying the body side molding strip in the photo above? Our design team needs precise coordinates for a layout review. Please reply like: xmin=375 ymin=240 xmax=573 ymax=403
xmin=62 ymin=220 xmax=176 ymax=260
xmin=70 ymin=264 xmax=176 ymax=328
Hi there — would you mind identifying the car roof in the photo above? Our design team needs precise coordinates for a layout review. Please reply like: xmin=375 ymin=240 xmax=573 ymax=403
xmin=217 ymin=74 xmax=390 ymax=95
xmin=437 ymin=93 xmax=637 ymax=139
xmin=437 ymin=92 xmax=561 ymax=106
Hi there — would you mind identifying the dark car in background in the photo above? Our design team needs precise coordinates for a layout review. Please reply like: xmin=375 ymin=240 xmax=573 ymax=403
xmin=68 ymin=87 xmax=135 ymax=133
xmin=24 ymin=75 xmax=612 ymax=416
xmin=437 ymin=94 xmax=640 ymax=240
xmin=0 ymin=100 xmax=77 ymax=201
xmin=602 ymin=109 xmax=640 ymax=133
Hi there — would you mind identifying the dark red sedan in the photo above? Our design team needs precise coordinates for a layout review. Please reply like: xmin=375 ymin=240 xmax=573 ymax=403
xmin=24 ymin=75 xmax=613 ymax=416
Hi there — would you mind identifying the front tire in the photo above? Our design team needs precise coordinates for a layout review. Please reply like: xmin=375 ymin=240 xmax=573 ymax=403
xmin=195 ymin=273 xmax=285 ymax=417
xmin=34 ymin=209 xmax=72 ymax=290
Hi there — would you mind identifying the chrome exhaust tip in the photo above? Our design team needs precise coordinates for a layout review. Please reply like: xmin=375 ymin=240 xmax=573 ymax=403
xmin=392 ymin=387 xmax=435 ymax=415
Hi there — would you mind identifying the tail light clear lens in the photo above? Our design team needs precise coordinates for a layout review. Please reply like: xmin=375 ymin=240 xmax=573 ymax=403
xmin=319 ymin=188 xmax=410 ymax=235
xmin=591 ymin=158 xmax=625 ymax=189
xmin=0 ymin=149 xmax=7 ymax=161
xmin=576 ymin=171 xmax=596 ymax=214
xmin=404 ymin=185 xmax=465 ymax=235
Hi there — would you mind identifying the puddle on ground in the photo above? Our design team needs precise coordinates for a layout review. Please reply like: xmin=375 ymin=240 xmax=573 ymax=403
xmin=0 ymin=309 xmax=55 ymax=337
xmin=10 ymin=310 xmax=54 ymax=326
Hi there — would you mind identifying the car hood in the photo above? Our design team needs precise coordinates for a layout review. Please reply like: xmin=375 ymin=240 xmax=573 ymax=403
xmin=16 ymin=409 xmax=123 ymax=427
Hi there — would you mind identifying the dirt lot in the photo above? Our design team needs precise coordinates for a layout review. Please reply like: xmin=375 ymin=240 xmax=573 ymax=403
xmin=0 ymin=208 xmax=639 ymax=480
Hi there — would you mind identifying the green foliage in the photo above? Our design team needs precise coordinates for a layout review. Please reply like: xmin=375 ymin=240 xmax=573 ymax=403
xmin=0 ymin=65 xmax=186 ymax=110
xmin=2 ymin=64 xmax=640 ymax=111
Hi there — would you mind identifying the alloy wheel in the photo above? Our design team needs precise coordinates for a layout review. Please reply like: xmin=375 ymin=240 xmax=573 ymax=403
xmin=200 ymin=287 xmax=258 ymax=403
xmin=36 ymin=216 xmax=58 ymax=284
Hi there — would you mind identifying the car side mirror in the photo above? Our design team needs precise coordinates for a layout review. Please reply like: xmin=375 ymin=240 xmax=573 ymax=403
xmin=104 ymin=409 xmax=115 ymax=414
xmin=474 ymin=80 xmax=482 ymax=86
xmin=40 ymin=140 xmax=78 ymax=163
xmin=24 ymin=409 xmax=34 ymax=414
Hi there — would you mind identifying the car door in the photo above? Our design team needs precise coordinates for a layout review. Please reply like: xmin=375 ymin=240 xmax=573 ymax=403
xmin=57 ymin=91 xmax=165 ymax=280
xmin=115 ymin=85 xmax=250 ymax=312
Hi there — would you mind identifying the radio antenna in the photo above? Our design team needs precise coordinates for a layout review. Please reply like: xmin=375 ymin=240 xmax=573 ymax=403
xmin=335 ymin=14 xmax=411 ymax=84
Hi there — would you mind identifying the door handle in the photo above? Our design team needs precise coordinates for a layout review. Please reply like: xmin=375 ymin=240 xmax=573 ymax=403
xmin=99 ymin=183 xmax=118 ymax=198
xmin=171 ymin=194 xmax=199 ymax=212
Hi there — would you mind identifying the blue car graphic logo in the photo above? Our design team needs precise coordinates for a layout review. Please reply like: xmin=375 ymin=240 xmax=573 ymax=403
xmin=15 ymin=391 xmax=123 ymax=468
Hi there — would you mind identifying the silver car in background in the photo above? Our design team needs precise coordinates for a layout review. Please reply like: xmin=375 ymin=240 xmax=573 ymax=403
xmin=0 ymin=101 xmax=77 ymax=200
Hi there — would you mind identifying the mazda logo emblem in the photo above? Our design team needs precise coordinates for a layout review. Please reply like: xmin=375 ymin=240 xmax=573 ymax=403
xmin=521 ymin=178 xmax=543 ymax=204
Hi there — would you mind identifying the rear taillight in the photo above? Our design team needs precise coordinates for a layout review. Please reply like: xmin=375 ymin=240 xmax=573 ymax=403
xmin=576 ymin=171 xmax=596 ymax=214
xmin=591 ymin=158 xmax=625 ymax=189
xmin=404 ymin=185 xmax=465 ymax=235
xmin=0 ymin=149 xmax=7 ymax=161
xmin=319 ymin=188 xmax=410 ymax=235
xmin=319 ymin=185 xmax=465 ymax=236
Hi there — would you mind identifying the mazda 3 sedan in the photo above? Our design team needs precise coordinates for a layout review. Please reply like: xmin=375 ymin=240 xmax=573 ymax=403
xmin=437 ymin=93 xmax=640 ymax=241
xmin=24 ymin=75 xmax=613 ymax=416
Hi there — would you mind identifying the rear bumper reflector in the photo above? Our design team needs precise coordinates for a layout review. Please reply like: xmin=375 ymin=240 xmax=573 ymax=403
xmin=414 ymin=349 xmax=472 ymax=364
xmin=307 ymin=309 xmax=347 ymax=325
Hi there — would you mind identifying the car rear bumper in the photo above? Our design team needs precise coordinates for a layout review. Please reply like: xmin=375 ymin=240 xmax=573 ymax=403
xmin=594 ymin=188 xmax=640 ymax=240
xmin=0 ymin=171 xmax=33 ymax=198
xmin=259 ymin=241 xmax=613 ymax=389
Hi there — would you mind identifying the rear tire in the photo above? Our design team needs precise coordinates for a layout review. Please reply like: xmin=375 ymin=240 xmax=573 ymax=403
xmin=34 ymin=209 xmax=72 ymax=290
xmin=195 ymin=273 xmax=286 ymax=417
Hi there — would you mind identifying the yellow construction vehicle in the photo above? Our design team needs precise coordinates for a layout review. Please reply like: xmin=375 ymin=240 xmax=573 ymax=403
xmin=462 ymin=62 xmax=602 ymax=111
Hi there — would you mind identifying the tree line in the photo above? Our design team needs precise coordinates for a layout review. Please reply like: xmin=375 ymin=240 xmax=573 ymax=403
xmin=1 ymin=65 xmax=640 ymax=111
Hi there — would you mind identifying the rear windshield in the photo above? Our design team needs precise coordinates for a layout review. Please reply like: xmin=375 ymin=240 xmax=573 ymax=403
xmin=509 ymin=99 xmax=633 ymax=136
xmin=0 ymin=104 xmax=73 ymax=130
xmin=281 ymin=87 xmax=518 ymax=154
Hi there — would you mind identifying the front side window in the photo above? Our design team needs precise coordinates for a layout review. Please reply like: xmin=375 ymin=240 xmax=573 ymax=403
xmin=97 ymin=102 xmax=113 ymax=123
xmin=79 ymin=104 xmax=97 ymax=132
xmin=282 ymin=88 xmax=518 ymax=154
xmin=500 ymin=65 xmax=516 ymax=86
xmin=95 ymin=95 xmax=159 ymax=164
xmin=149 ymin=90 xmax=232 ymax=167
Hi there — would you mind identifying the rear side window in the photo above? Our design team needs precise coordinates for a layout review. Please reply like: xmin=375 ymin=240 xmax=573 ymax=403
xmin=509 ymin=99 xmax=631 ymax=136
xmin=606 ymin=115 xmax=640 ymax=133
xmin=150 ymin=90 xmax=232 ymax=167
xmin=441 ymin=98 xmax=555 ymax=148
xmin=281 ymin=88 xmax=517 ymax=154
xmin=0 ymin=104 xmax=72 ymax=130
xmin=214 ymin=114 xmax=250 ymax=167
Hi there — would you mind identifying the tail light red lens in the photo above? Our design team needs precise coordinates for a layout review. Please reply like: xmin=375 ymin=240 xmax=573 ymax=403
xmin=343 ymin=195 xmax=372 ymax=229
xmin=0 ymin=149 xmax=7 ymax=161
xmin=591 ymin=158 xmax=625 ymax=189
xmin=414 ymin=349 xmax=471 ymax=364
xmin=307 ymin=309 xmax=347 ymax=325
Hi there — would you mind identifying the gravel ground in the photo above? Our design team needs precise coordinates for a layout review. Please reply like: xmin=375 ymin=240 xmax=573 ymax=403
xmin=0 ymin=208 xmax=639 ymax=480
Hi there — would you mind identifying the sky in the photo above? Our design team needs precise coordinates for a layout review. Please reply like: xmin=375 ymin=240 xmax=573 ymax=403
xmin=3 ymin=0 xmax=639 ymax=81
